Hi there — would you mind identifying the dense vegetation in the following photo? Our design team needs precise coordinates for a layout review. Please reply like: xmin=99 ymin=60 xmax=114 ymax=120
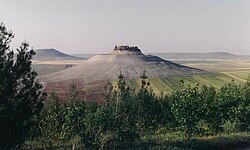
xmin=25 ymin=72 xmax=249 ymax=149
xmin=1 ymin=23 xmax=249 ymax=149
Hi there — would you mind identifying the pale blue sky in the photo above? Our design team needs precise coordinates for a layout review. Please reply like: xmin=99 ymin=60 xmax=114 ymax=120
xmin=1 ymin=0 xmax=250 ymax=54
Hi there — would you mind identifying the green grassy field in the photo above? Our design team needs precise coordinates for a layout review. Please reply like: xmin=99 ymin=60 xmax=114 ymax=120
xmin=144 ymin=60 xmax=250 ymax=95
xmin=126 ymin=71 xmax=249 ymax=96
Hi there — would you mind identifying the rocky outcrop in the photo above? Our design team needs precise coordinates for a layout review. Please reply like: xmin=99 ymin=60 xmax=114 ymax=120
xmin=112 ymin=45 xmax=142 ymax=55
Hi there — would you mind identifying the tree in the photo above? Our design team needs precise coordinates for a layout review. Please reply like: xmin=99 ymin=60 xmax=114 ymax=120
xmin=136 ymin=71 xmax=162 ymax=130
xmin=63 ymin=84 xmax=86 ymax=148
xmin=0 ymin=23 xmax=44 ymax=147
xmin=103 ymin=80 xmax=114 ymax=103
xmin=216 ymin=82 xmax=250 ymax=132
xmin=66 ymin=81 xmax=79 ymax=102
xmin=113 ymin=72 xmax=139 ymax=142
xmin=171 ymin=86 xmax=205 ymax=138
xmin=39 ymin=93 xmax=64 ymax=148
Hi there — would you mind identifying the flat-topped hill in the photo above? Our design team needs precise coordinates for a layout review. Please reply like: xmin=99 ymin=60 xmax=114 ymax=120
xmin=41 ymin=46 xmax=206 ymax=83
xmin=33 ymin=49 xmax=83 ymax=60
xmin=39 ymin=46 xmax=208 ymax=102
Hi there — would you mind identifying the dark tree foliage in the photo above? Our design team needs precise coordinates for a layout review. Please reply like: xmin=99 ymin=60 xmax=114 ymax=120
xmin=158 ymin=94 xmax=176 ymax=128
xmin=243 ymin=77 xmax=250 ymax=130
xmin=0 ymin=23 xmax=44 ymax=147
xmin=216 ymin=81 xmax=250 ymax=131
xmin=136 ymin=71 xmax=164 ymax=130
xmin=113 ymin=72 xmax=139 ymax=142
xmin=171 ymin=85 xmax=205 ymax=137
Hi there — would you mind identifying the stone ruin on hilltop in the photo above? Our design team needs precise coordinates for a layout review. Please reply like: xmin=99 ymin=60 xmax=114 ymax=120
xmin=113 ymin=45 xmax=142 ymax=55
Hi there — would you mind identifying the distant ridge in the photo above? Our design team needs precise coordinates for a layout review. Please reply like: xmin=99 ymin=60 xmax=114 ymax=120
xmin=33 ymin=49 xmax=83 ymax=60
xmin=151 ymin=52 xmax=250 ymax=60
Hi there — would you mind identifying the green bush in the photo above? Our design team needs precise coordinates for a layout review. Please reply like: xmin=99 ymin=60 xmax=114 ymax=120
xmin=222 ymin=120 xmax=240 ymax=134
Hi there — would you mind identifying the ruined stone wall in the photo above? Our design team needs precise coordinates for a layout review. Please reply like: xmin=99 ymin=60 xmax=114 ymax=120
xmin=113 ymin=45 xmax=142 ymax=55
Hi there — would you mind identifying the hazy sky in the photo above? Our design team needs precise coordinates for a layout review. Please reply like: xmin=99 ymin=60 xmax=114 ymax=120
xmin=1 ymin=0 xmax=250 ymax=54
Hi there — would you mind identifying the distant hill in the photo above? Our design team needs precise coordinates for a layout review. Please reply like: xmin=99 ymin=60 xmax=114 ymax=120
xmin=151 ymin=52 xmax=250 ymax=60
xmin=33 ymin=49 xmax=83 ymax=60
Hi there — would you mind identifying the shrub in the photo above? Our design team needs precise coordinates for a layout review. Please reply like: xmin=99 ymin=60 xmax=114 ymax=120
xmin=222 ymin=120 xmax=240 ymax=134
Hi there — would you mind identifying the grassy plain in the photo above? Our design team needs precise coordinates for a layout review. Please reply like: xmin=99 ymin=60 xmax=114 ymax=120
xmin=32 ymin=60 xmax=85 ymax=76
